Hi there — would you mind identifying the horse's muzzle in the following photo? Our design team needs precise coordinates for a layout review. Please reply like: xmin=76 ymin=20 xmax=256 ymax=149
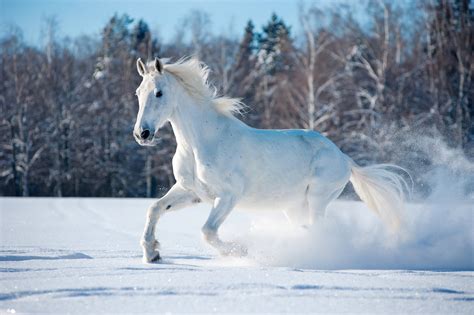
xmin=137 ymin=136 xmax=159 ymax=146
xmin=134 ymin=130 xmax=159 ymax=146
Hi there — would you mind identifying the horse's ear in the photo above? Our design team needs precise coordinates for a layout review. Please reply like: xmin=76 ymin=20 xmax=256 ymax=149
xmin=154 ymin=57 xmax=163 ymax=74
xmin=136 ymin=58 xmax=146 ymax=76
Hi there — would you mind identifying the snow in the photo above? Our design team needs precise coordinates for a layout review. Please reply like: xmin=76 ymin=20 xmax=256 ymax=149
xmin=1 ymin=197 xmax=473 ymax=313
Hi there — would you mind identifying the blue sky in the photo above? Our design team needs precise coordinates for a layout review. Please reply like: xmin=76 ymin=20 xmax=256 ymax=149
xmin=0 ymin=0 xmax=358 ymax=44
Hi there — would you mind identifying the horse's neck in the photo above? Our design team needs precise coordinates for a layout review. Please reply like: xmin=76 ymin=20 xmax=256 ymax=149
xmin=168 ymin=98 xmax=233 ymax=153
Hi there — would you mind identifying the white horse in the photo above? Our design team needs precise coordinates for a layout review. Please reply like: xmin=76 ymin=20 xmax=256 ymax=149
xmin=134 ymin=57 xmax=409 ymax=263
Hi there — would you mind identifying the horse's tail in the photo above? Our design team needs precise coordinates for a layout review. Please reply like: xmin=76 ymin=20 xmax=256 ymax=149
xmin=348 ymin=159 xmax=410 ymax=232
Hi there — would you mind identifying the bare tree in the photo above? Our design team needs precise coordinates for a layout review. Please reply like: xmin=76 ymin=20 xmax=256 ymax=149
xmin=1 ymin=31 xmax=47 ymax=196
xmin=295 ymin=5 xmax=345 ymax=132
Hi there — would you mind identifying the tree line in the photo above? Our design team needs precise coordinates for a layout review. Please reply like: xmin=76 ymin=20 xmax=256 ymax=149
xmin=1 ymin=0 xmax=472 ymax=197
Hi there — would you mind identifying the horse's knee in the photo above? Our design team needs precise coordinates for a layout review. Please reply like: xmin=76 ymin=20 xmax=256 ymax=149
xmin=146 ymin=200 xmax=167 ymax=219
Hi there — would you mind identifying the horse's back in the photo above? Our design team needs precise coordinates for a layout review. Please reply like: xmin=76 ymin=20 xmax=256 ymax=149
xmin=246 ymin=127 xmax=344 ymax=166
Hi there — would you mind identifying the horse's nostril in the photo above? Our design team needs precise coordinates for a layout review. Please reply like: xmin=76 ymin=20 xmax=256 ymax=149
xmin=140 ymin=129 xmax=150 ymax=140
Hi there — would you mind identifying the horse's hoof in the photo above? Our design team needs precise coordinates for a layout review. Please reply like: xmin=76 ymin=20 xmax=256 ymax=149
xmin=150 ymin=252 xmax=161 ymax=262
xmin=143 ymin=251 xmax=161 ymax=263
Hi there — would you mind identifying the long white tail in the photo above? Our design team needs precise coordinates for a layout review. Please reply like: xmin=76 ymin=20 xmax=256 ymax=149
xmin=349 ymin=162 xmax=410 ymax=231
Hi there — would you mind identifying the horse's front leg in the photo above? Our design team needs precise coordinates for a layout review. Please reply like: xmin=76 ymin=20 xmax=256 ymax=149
xmin=141 ymin=184 xmax=200 ymax=263
xmin=201 ymin=196 xmax=247 ymax=256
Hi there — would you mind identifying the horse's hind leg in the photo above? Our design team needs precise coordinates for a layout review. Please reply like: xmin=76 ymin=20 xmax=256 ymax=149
xmin=283 ymin=200 xmax=309 ymax=227
xmin=201 ymin=195 xmax=247 ymax=256
xmin=306 ymin=184 xmax=345 ymax=225
xmin=307 ymin=151 xmax=351 ymax=225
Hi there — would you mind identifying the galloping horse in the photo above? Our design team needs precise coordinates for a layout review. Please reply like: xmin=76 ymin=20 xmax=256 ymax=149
xmin=133 ymin=57 xmax=408 ymax=263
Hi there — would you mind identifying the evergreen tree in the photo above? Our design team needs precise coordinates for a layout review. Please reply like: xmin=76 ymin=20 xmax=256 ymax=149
xmin=235 ymin=20 xmax=256 ymax=68
xmin=131 ymin=19 xmax=152 ymax=59
xmin=256 ymin=13 xmax=292 ymax=75
xmin=230 ymin=20 xmax=258 ymax=124
xmin=231 ymin=21 xmax=256 ymax=98
xmin=254 ymin=13 xmax=295 ymax=128
xmin=102 ymin=14 xmax=134 ymax=56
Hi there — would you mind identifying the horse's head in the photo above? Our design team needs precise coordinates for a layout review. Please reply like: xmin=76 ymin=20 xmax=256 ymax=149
xmin=133 ymin=57 xmax=174 ymax=146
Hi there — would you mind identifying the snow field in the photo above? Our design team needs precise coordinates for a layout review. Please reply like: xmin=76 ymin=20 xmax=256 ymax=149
xmin=0 ymin=197 xmax=473 ymax=313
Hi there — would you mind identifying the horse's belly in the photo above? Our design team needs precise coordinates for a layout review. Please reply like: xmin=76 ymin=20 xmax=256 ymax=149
xmin=234 ymin=143 xmax=314 ymax=210
xmin=236 ymin=193 xmax=306 ymax=211
xmin=236 ymin=169 xmax=310 ymax=211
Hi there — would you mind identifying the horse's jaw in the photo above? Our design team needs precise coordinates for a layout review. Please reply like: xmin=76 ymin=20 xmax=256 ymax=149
xmin=135 ymin=137 xmax=160 ymax=147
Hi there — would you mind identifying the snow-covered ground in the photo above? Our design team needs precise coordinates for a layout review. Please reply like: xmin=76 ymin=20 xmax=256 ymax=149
xmin=1 ymin=197 xmax=473 ymax=313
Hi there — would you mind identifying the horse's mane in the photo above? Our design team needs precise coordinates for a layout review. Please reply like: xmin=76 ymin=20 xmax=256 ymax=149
xmin=146 ymin=57 xmax=246 ymax=117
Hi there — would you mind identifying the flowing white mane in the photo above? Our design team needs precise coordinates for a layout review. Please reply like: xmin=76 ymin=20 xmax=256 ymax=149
xmin=146 ymin=58 xmax=245 ymax=117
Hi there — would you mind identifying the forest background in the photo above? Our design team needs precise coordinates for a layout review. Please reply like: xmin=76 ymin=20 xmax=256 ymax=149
xmin=1 ymin=0 xmax=472 ymax=198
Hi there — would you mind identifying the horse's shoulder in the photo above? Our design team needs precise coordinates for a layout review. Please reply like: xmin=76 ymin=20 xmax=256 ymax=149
xmin=172 ymin=145 xmax=193 ymax=163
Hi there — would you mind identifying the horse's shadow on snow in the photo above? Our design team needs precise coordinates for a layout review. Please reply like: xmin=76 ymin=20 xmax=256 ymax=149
xmin=166 ymin=254 xmax=212 ymax=261
xmin=0 ymin=252 xmax=92 ymax=261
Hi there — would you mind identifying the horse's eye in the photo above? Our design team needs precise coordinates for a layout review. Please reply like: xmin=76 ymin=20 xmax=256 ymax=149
xmin=155 ymin=90 xmax=163 ymax=98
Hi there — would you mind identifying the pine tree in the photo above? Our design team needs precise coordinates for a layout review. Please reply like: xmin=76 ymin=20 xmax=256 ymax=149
xmin=231 ymin=22 xmax=256 ymax=98
xmin=235 ymin=20 xmax=256 ymax=69
xmin=257 ymin=13 xmax=292 ymax=75
xmin=131 ymin=19 xmax=152 ymax=59
xmin=228 ymin=20 xmax=258 ymax=124
xmin=254 ymin=13 xmax=295 ymax=128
